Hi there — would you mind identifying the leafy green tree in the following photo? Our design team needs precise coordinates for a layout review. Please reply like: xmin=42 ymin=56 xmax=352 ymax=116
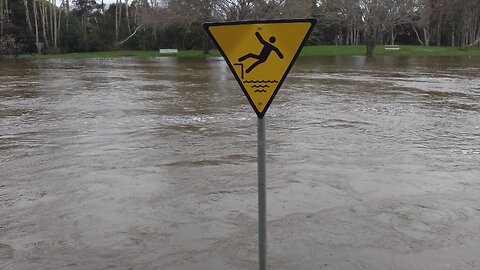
xmin=60 ymin=13 xmax=83 ymax=52
xmin=72 ymin=0 xmax=103 ymax=41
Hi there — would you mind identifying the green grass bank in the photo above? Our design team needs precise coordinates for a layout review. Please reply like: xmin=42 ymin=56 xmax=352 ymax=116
xmin=19 ymin=45 xmax=480 ymax=59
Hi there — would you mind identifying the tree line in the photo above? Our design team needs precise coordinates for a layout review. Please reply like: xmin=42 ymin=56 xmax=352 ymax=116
xmin=1 ymin=0 xmax=479 ymax=58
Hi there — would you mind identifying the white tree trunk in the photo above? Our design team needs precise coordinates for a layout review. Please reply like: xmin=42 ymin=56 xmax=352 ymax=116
xmin=23 ymin=0 xmax=34 ymax=33
xmin=49 ymin=0 xmax=53 ymax=44
xmin=32 ymin=0 xmax=42 ymax=53
xmin=53 ymin=0 xmax=57 ymax=49
xmin=57 ymin=1 xmax=62 ymax=50
xmin=41 ymin=2 xmax=49 ymax=48
xmin=423 ymin=27 xmax=430 ymax=46
xmin=412 ymin=26 xmax=425 ymax=46
xmin=125 ymin=0 xmax=131 ymax=34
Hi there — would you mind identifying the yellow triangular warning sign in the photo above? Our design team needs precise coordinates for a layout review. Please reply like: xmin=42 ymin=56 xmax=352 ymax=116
xmin=204 ymin=19 xmax=316 ymax=118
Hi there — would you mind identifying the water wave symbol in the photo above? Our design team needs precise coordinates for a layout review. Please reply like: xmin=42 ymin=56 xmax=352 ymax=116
xmin=243 ymin=80 xmax=278 ymax=84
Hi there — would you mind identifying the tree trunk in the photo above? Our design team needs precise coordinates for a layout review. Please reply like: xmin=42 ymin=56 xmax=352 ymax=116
xmin=467 ymin=37 xmax=480 ymax=47
xmin=436 ymin=20 xmax=442 ymax=46
xmin=1 ymin=0 xmax=4 ymax=37
xmin=134 ymin=1 xmax=137 ymax=25
xmin=353 ymin=26 xmax=360 ymax=45
xmin=202 ymin=36 xmax=210 ymax=54
xmin=32 ymin=0 xmax=40 ymax=53
xmin=115 ymin=0 xmax=120 ymax=43
xmin=23 ymin=0 xmax=34 ymax=34
xmin=57 ymin=2 xmax=61 ymax=50
xmin=83 ymin=15 xmax=86 ymax=41
xmin=41 ymin=2 xmax=49 ymax=48
xmin=49 ymin=0 xmax=53 ymax=45
xmin=125 ymin=0 xmax=131 ymax=34
xmin=451 ymin=30 xmax=455 ymax=47
xmin=423 ymin=27 xmax=430 ymax=46
xmin=53 ymin=0 xmax=57 ymax=49
xmin=346 ymin=26 xmax=351 ymax=45
xmin=65 ymin=0 xmax=69 ymax=30
xmin=390 ymin=29 xmax=396 ymax=45
xmin=115 ymin=1 xmax=118 ymax=42
xmin=413 ymin=26 xmax=424 ymax=46
xmin=459 ymin=5 xmax=469 ymax=49
xmin=118 ymin=1 xmax=122 ymax=39
xmin=365 ymin=36 xmax=376 ymax=57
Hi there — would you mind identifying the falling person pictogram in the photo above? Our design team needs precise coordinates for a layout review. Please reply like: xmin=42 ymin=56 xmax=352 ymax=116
xmin=238 ymin=32 xmax=284 ymax=74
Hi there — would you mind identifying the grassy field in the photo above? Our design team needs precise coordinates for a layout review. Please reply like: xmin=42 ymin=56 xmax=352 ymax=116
xmin=300 ymin=45 xmax=480 ymax=56
xmin=19 ymin=50 xmax=220 ymax=59
xmin=19 ymin=45 xmax=480 ymax=59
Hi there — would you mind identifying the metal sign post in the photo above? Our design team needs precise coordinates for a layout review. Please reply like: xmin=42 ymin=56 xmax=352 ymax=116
xmin=257 ymin=116 xmax=267 ymax=270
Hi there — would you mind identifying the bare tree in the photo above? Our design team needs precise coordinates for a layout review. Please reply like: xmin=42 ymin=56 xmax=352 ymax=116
xmin=214 ymin=0 xmax=255 ymax=20
xmin=360 ymin=0 xmax=416 ymax=56
xmin=323 ymin=0 xmax=362 ymax=45
xmin=214 ymin=0 xmax=312 ymax=21
xmin=426 ymin=0 xmax=480 ymax=47
xmin=282 ymin=0 xmax=312 ymax=18
xmin=249 ymin=0 xmax=285 ymax=19
xmin=345 ymin=0 xmax=362 ymax=45
xmin=455 ymin=0 xmax=480 ymax=48
xmin=118 ymin=0 xmax=167 ymax=47
xmin=415 ymin=0 xmax=449 ymax=46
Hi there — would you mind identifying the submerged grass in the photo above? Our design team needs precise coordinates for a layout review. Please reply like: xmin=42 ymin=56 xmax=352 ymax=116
xmin=19 ymin=45 xmax=480 ymax=59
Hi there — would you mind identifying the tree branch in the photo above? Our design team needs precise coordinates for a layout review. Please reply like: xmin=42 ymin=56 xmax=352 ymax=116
xmin=118 ymin=24 xmax=144 ymax=46
xmin=467 ymin=37 xmax=480 ymax=47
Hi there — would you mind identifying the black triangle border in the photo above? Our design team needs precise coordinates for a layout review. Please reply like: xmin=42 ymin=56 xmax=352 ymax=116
xmin=204 ymin=18 xmax=317 ymax=119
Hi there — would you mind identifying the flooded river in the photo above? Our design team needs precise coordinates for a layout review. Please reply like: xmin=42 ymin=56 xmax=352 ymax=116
xmin=1 ymin=56 xmax=479 ymax=269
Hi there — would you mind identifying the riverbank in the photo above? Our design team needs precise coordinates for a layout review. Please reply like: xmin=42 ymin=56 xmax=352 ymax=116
xmin=17 ymin=45 xmax=480 ymax=59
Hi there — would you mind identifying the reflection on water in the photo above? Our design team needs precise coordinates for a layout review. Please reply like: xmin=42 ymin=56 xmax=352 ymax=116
xmin=1 ymin=56 xmax=479 ymax=270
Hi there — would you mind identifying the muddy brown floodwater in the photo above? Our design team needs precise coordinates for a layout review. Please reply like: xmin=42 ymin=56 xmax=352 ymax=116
xmin=1 ymin=56 xmax=479 ymax=270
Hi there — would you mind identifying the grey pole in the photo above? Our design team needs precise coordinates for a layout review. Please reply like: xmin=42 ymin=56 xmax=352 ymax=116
xmin=257 ymin=116 xmax=267 ymax=270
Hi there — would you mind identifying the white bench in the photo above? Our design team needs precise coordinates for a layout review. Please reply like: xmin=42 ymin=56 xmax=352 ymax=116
xmin=159 ymin=49 xmax=178 ymax=54
xmin=384 ymin=45 xmax=400 ymax=51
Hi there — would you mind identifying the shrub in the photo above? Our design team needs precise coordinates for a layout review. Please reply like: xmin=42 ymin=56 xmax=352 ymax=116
xmin=0 ymin=35 xmax=19 ymax=61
